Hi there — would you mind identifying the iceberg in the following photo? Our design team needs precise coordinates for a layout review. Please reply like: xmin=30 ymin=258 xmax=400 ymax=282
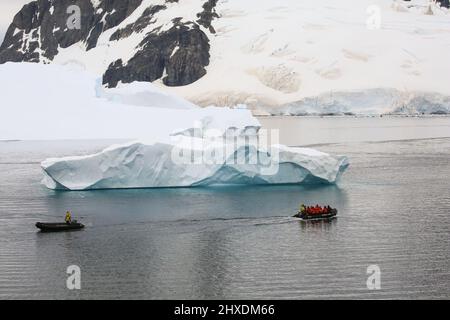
xmin=41 ymin=128 xmax=349 ymax=190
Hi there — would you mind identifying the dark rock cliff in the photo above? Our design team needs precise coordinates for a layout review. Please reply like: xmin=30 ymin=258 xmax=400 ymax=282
xmin=437 ymin=0 xmax=450 ymax=8
xmin=0 ymin=0 xmax=142 ymax=63
xmin=103 ymin=0 xmax=218 ymax=88
xmin=404 ymin=0 xmax=450 ymax=8
xmin=104 ymin=20 xmax=210 ymax=88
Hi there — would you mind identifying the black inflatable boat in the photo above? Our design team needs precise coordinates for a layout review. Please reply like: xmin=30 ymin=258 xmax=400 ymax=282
xmin=36 ymin=221 xmax=85 ymax=232
xmin=293 ymin=208 xmax=338 ymax=220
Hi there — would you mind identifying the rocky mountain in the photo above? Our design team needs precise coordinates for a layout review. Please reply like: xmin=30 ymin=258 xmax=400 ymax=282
xmin=1 ymin=0 xmax=450 ymax=114
xmin=0 ymin=0 xmax=218 ymax=87
xmin=1 ymin=0 xmax=142 ymax=62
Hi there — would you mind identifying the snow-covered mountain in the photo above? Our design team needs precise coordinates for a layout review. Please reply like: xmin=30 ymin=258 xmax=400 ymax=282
xmin=1 ymin=0 xmax=450 ymax=114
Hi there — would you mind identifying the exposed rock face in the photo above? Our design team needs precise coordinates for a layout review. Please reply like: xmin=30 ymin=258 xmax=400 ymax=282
xmin=403 ymin=0 xmax=449 ymax=8
xmin=104 ymin=20 xmax=210 ymax=88
xmin=0 ymin=0 xmax=218 ymax=87
xmin=437 ymin=0 xmax=450 ymax=8
xmin=104 ymin=0 xmax=219 ymax=88
xmin=0 ymin=0 xmax=143 ymax=63
xmin=196 ymin=0 xmax=219 ymax=33
xmin=109 ymin=4 xmax=167 ymax=41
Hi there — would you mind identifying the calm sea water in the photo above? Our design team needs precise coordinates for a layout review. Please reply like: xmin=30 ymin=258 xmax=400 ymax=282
xmin=0 ymin=117 xmax=449 ymax=299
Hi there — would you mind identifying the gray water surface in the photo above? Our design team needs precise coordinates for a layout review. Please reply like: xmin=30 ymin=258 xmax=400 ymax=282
xmin=0 ymin=117 xmax=449 ymax=299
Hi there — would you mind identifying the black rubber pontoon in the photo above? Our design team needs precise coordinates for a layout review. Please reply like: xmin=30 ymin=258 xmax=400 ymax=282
xmin=35 ymin=221 xmax=85 ymax=232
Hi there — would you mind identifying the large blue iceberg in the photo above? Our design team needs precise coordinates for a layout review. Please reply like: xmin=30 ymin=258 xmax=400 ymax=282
xmin=41 ymin=134 xmax=348 ymax=190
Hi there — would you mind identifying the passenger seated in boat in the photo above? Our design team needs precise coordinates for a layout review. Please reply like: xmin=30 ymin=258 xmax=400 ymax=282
xmin=65 ymin=211 xmax=72 ymax=224
xmin=312 ymin=205 xmax=319 ymax=214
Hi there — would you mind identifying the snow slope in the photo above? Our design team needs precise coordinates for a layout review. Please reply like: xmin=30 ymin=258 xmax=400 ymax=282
xmin=0 ymin=62 xmax=257 ymax=140
xmin=164 ymin=0 xmax=450 ymax=113
xmin=42 ymin=0 xmax=450 ymax=114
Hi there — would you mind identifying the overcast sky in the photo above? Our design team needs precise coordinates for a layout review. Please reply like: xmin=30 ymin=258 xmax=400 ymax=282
xmin=0 ymin=0 xmax=32 ymax=43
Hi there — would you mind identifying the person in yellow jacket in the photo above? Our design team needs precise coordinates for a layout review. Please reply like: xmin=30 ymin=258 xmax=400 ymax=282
xmin=299 ymin=204 xmax=306 ymax=214
xmin=65 ymin=211 xmax=72 ymax=224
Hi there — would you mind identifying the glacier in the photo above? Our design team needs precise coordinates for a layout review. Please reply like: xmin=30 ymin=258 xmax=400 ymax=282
xmin=0 ymin=63 xmax=258 ymax=140
xmin=41 ymin=135 xmax=349 ymax=190
xmin=267 ymin=88 xmax=450 ymax=116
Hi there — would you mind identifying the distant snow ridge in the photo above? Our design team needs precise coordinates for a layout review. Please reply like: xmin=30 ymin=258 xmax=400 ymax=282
xmin=41 ymin=136 xmax=349 ymax=190
xmin=267 ymin=89 xmax=450 ymax=116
